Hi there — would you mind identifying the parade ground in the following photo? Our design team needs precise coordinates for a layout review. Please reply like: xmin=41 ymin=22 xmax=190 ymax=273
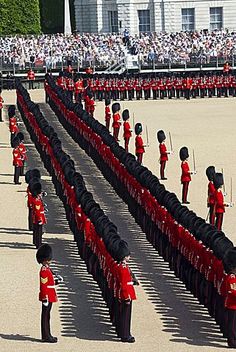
xmin=0 ymin=89 xmax=235 ymax=352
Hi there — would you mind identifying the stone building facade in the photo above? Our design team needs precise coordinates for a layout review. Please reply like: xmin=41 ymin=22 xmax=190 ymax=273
xmin=74 ymin=0 xmax=236 ymax=34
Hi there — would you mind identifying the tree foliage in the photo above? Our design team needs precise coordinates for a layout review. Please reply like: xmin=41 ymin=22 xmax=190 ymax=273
xmin=39 ymin=0 xmax=76 ymax=34
xmin=0 ymin=0 xmax=41 ymax=35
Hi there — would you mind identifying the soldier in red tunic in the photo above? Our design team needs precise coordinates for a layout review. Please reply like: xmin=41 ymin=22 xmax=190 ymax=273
xmin=223 ymin=248 xmax=236 ymax=348
xmin=74 ymin=77 xmax=84 ymax=103
xmin=25 ymin=169 xmax=41 ymax=231
xmin=56 ymin=72 xmax=65 ymax=90
xmin=104 ymin=98 xmax=111 ymax=130
xmin=0 ymin=89 xmax=4 ymax=122
xmin=213 ymin=172 xmax=231 ymax=230
xmin=31 ymin=181 xmax=47 ymax=248
xmin=8 ymin=105 xmax=19 ymax=145
xmin=206 ymin=166 xmax=216 ymax=225
xmin=122 ymin=109 xmax=132 ymax=152
xmin=36 ymin=244 xmax=63 ymax=343
xmin=157 ymin=130 xmax=172 ymax=180
xmin=12 ymin=136 xmax=23 ymax=185
xmin=17 ymin=132 xmax=27 ymax=176
xmin=135 ymin=123 xmax=145 ymax=164
xmin=27 ymin=68 xmax=35 ymax=89
xmin=112 ymin=103 xmax=121 ymax=142
xmin=116 ymin=240 xmax=138 ymax=343
xmin=179 ymin=146 xmax=196 ymax=204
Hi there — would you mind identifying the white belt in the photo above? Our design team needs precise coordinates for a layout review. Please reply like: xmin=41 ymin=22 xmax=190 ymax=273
xmin=127 ymin=282 xmax=133 ymax=286
xmin=47 ymin=285 xmax=56 ymax=288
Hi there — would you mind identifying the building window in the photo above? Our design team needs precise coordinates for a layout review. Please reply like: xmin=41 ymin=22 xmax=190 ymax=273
xmin=138 ymin=10 xmax=150 ymax=32
xmin=108 ymin=11 xmax=118 ymax=33
xmin=210 ymin=7 xmax=223 ymax=30
xmin=182 ymin=8 xmax=195 ymax=31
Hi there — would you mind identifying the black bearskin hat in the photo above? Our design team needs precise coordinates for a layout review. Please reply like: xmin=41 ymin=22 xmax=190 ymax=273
xmin=206 ymin=166 xmax=216 ymax=181
xmin=25 ymin=170 xmax=32 ymax=184
xmin=179 ymin=146 xmax=189 ymax=161
xmin=36 ymin=244 xmax=52 ymax=264
xmin=135 ymin=122 xmax=142 ymax=135
xmin=223 ymin=247 xmax=236 ymax=273
xmin=112 ymin=102 xmax=120 ymax=114
xmin=17 ymin=132 xmax=24 ymax=141
xmin=31 ymin=168 xmax=41 ymax=180
xmin=12 ymin=136 xmax=20 ymax=148
xmin=213 ymin=172 xmax=224 ymax=189
xmin=105 ymin=98 xmax=110 ymax=106
xmin=8 ymin=105 xmax=16 ymax=118
xmin=116 ymin=240 xmax=130 ymax=262
xmin=122 ymin=109 xmax=129 ymax=121
xmin=157 ymin=130 xmax=166 ymax=143
xmin=31 ymin=181 xmax=42 ymax=197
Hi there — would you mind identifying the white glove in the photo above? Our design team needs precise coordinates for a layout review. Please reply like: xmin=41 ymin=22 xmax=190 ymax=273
xmin=56 ymin=275 xmax=64 ymax=283
xmin=55 ymin=274 xmax=63 ymax=284
xmin=42 ymin=299 xmax=49 ymax=307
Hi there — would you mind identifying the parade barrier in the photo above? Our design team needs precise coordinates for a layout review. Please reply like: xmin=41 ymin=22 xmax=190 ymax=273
xmin=16 ymin=80 xmax=137 ymax=341
xmin=45 ymin=73 xmax=235 ymax=339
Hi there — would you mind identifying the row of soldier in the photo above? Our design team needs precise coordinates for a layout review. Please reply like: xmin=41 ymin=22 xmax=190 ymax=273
xmin=16 ymin=81 xmax=139 ymax=344
xmin=104 ymin=100 xmax=233 ymax=231
xmin=45 ymin=72 xmax=236 ymax=348
xmin=8 ymin=105 xmax=47 ymax=249
xmin=56 ymin=71 xmax=236 ymax=102
xmin=57 ymin=77 xmax=234 ymax=234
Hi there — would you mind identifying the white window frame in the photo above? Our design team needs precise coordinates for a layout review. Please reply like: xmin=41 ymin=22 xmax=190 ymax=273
xmin=182 ymin=8 xmax=195 ymax=31
xmin=108 ymin=11 xmax=118 ymax=33
xmin=138 ymin=10 xmax=151 ymax=33
xmin=210 ymin=7 xmax=223 ymax=31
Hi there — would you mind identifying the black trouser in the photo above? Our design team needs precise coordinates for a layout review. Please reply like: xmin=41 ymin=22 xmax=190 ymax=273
xmin=182 ymin=181 xmax=189 ymax=203
xmin=14 ymin=166 xmax=21 ymax=184
xmin=28 ymin=207 xmax=33 ymax=231
xmin=20 ymin=160 xmax=25 ymax=176
xmin=185 ymin=89 xmax=190 ymax=100
xmin=128 ymin=90 xmax=132 ymax=100
xmin=209 ymin=204 xmax=215 ymax=225
xmin=117 ymin=301 xmax=132 ymax=339
xmin=152 ymin=89 xmax=157 ymax=99
xmin=160 ymin=161 xmax=166 ymax=179
xmin=226 ymin=308 xmax=236 ymax=347
xmin=11 ymin=133 xmax=16 ymax=146
xmin=33 ymin=223 xmax=43 ymax=248
xmin=215 ymin=213 xmax=224 ymax=230
xmin=41 ymin=302 xmax=52 ymax=340
xmin=29 ymin=80 xmax=34 ymax=89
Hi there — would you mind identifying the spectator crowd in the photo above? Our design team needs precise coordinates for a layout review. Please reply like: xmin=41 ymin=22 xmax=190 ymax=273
xmin=0 ymin=30 xmax=235 ymax=70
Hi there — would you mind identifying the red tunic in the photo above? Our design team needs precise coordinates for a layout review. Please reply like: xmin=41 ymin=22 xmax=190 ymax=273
xmin=19 ymin=142 xmax=27 ymax=161
xmin=112 ymin=113 xmax=121 ymax=128
xmin=135 ymin=135 xmax=145 ymax=154
xmin=123 ymin=121 xmax=132 ymax=139
xmin=208 ymin=181 xmax=215 ymax=205
xmin=9 ymin=117 xmax=19 ymax=134
xmin=214 ymin=189 xmax=225 ymax=213
xmin=0 ymin=96 xmax=4 ymax=109
xmin=181 ymin=161 xmax=191 ymax=183
xmin=225 ymin=274 xmax=236 ymax=309
xmin=159 ymin=142 xmax=168 ymax=162
xmin=13 ymin=147 xmax=23 ymax=167
xmin=105 ymin=106 xmax=111 ymax=121
xmin=32 ymin=196 xmax=47 ymax=224
xmin=117 ymin=263 xmax=137 ymax=301
xmin=27 ymin=70 xmax=35 ymax=80
xmin=39 ymin=265 xmax=58 ymax=303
